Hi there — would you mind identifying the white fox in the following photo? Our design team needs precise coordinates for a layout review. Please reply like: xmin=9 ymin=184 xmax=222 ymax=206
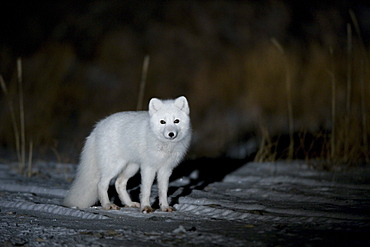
xmin=63 ymin=96 xmax=191 ymax=213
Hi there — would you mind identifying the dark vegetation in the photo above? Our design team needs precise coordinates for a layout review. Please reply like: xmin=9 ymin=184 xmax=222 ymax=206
xmin=0 ymin=0 xmax=369 ymax=170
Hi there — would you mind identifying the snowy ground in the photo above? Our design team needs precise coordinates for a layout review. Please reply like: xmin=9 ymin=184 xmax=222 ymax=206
xmin=1 ymin=160 xmax=370 ymax=246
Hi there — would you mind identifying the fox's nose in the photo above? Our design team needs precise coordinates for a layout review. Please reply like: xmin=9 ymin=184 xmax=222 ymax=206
xmin=167 ymin=131 xmax=178 ymax=139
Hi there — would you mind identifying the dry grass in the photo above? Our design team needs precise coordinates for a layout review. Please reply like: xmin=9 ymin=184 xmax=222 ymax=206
xmin=1 ymin=40 xmax=369 ymax=166
xmin=0 ymin=3 xmax=368 ymax=166
xmin=136 ymin=55 xmax=150 ymax=111
xmin=1 ymin=58 xmax=33 ymax=176
xmin=254 ymin=125 xmax=277 ymax=162
xmin=245 ymin=12 xmax=369 ymax=167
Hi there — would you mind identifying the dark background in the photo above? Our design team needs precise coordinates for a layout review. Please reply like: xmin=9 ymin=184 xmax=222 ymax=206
xmin=0 ymin=0 xmax=369 ymax=164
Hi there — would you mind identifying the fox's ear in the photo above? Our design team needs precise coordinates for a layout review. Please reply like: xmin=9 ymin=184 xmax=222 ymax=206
xmin=174 ymin=96 xmax=190 ymax=115
xmin=149 ymin=98 xmax=163 ymax=115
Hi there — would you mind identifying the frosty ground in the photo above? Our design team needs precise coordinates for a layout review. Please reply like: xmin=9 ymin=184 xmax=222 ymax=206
xmin=0 ymin=160 xmax=369 ymax=246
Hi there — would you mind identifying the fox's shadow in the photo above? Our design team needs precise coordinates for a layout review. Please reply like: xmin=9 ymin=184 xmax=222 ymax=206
xmin=106 ymin=157 xmax=249 ymax=209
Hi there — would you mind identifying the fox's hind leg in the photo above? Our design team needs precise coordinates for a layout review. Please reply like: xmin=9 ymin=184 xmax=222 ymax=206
xmin=115 ymin=163 xmax=140 ymax=208
xmin=98 ymin=175 xmax=120 ymax=210
xmin=98 ymin=158 xmax=127 ymax=210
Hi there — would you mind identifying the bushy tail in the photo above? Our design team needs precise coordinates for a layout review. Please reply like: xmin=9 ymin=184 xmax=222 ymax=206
xmin=63 ymin=134 xmax=100 ymax=208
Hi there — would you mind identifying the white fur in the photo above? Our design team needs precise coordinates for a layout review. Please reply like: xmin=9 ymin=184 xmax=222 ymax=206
xmin=63 ymin=96 xmax=191 ymax=213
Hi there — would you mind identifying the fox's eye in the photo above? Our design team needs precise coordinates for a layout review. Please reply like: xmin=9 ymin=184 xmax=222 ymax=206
xmin=174 ymin=119 xmax=180 ymax=124
xmin=160 ymin=120 xmax=166 ymax=124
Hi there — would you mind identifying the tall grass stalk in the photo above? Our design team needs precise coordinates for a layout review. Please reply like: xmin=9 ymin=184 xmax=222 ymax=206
xmin=27 ymin=141 xmax=33 ymax=177
xmin=344 ymin=24 xmax=352 ymax=162
xmin=51 ymin=146 xmax=62 ymax=164
xmin=0 ymin=76 xmax=21 ymax=163
xmin=17 ymin=58 xmax=27 ymax=174
xmin=359 ymin=60 xmax=369 ymax=163
xmin=254 ymin=125 xmax=277 ymax=162
xmin=136 ymin=55 xmax=150 ymax=111
xmin=329 ymin=47 xmax=336 ymax=161
xmin=350 ymin=9 xmax=369 ymax=163
xmin=271 ymin=38 xmax=294 ymax=160
xmin=254 ymin=126 xmax=268 ymax=162
xmin=1 ymin=58 xmax=33 ymax=175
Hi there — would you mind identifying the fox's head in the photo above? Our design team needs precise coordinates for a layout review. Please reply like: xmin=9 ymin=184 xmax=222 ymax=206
xmin=148 ymin=96 xmax=191 ymax=142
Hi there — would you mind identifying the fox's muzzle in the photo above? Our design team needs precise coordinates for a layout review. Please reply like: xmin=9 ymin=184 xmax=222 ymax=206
xmin=166 ymin=131 xmax=178 ymax=139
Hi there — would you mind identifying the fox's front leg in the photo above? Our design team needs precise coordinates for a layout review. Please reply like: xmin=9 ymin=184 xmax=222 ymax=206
xmin=157 ymin=167 xmax=175 ymax=212
xmin=140 ymin=167 xmax=156 ymax=213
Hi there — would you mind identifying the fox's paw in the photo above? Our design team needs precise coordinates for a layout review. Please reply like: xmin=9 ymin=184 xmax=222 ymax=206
xmin=102 ymin=203 xmax=120 ymax=210
xmin=161 ymin=206 xmax=176 ymax=212
xmin=125 ymin=202 xmax=140 ymax=208
xmin=141 ymin=205 xmax=154 ymax=214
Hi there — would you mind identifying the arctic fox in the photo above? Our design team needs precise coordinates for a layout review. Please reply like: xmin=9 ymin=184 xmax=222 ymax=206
xmin=63 ymin=96 xmax=191 ymax=213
